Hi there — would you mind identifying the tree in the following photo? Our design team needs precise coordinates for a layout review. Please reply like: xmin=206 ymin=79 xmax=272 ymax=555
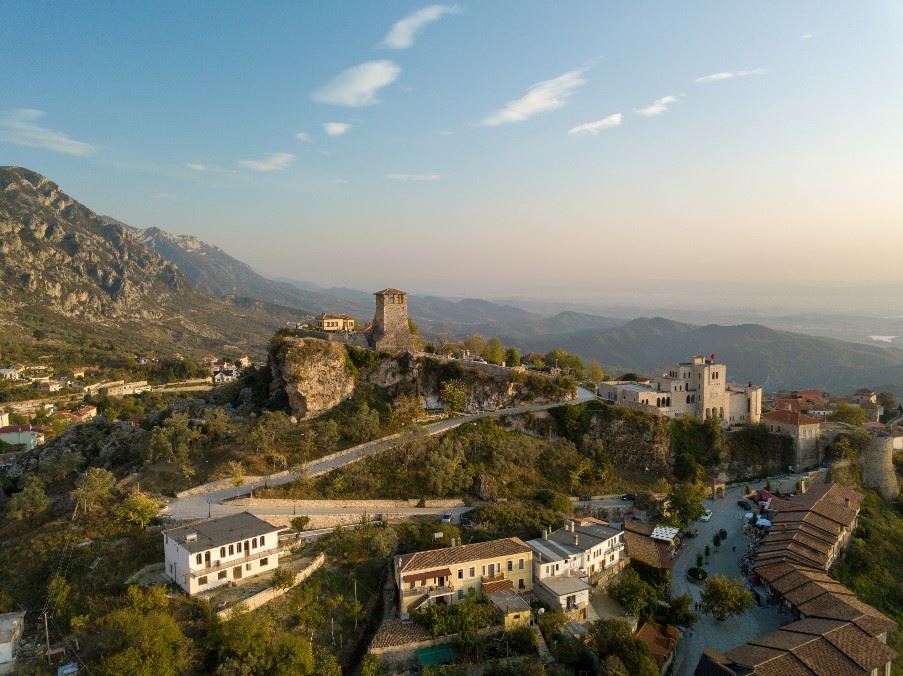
xmin=248 ymin=410 xmax=290 ymax=454
xmin=659 ymin=593 xmax=698 ymax=628
xmin=462 ymin=334 xmax=486 ymax=357
xmin=713 ymin=533 xmax=721 ymax=548
xmin=7 ymin=476 xmax=49 ymax=520
xmin=271 ymin=633 xmax=314 ymax=676
xmin=481 ymin=337 xmax=505 ymax=365
xmin=72 ymin=467 xmax=116 ymax=514
xmin=97 ymin=606 xmax=192 ymax=676
xmin=228 ymin=461 xmax=245 ymax=487
xmin=607 ymin=568 xmax=658 ymax=619
xmin=588 ymin=618 xmax=658 ymax=676
xmin=701 ymin=575 xmax=754 ymax=621
xmin=663 ymin=482 xmax=706 ymax=528
xmin=118 ymin=489 xmax=162 ymax=529
xmin=291 ymin=516 xmax=311 ymax=531
xmin=830 ymin=402 xmax=866 ymax=427
xmin=314 ymin=648 xmax=342 ymax=676
xmin=877 ymin=391 xmax=897 ymax=412
xmin=504 ymin=347 xmax=521 ymax=367
xmin=440 ymin=379 xmax=469 ymax=413
xmin=360 ymin=654 xmax=383 ymax=676
xmin=588 ymin=360 xmax=605 ymax=383
xmin=346 ymin=403 xmax=381 ymax=443
xmin=204 ymin=408 xmax=230 ymax=442
xmin=271 ymin=566 xmax=296 ymax=590
xmin=47 ymin=574 xmax=70 ymax=619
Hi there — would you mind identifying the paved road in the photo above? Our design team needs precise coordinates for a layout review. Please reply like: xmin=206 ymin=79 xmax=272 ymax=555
xmin=160 ymin=387 xmax=594 ymax=521
xmin=670 ymin=475 xmax=809 ymax=675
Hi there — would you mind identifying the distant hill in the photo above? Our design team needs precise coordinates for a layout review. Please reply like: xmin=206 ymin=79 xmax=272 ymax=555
xmin=0 ymin=166 xmax=299 ymax=355
xmin=519 ymin=317 xmax=903 ymax=394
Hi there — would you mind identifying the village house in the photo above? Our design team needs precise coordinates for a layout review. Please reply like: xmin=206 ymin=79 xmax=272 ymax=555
xmin=163 ymin=512 xmax=283 ymax=596
xmin=36 ymin=380 xmax=63 ymax=393
xmin=597 ymin=355 xmax=762 ymax=426
xmin=99 ymin=380 xmax=151 ymax=397
xmin=71 ymin=405 xmax=98 ymax=422
xmin=315 ymin=313 xmax=356 ymax=332
xmin=0 ymin=425 xmax=45 ymax=451
xmin=526 ymin=518 xmax=626 ymax=618
xmin=0 ymin=367 xmax=24 ymax=381
xmin=213 ymin=368 xmax=239 ymax=383
xmin=636 ymin=621 xmax=678 ymax=676
xmin=0 ymin=611 xmax=25 ymax=673
xmin=393 ymin=537 xmax=533 ymax=620
xmin=623 ymin=521 xmax=682 ymax=572
xmin=762 ymin=409 xmax=822 ymax=470
xmin=0 ymin=413 xmax=7 ymax=428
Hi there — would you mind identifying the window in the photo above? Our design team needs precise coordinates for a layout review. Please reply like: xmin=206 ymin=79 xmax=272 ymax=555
xmin=482 ymin=565 xmax=486 ymax=576
xmin=218 ymin=571 xmax=227 ymax=580
xmin=518 ymin=578 xmax=525 ymax=590
xmin=469 ymin=567 xmax=475 ymax=577
xmin=507 ymin=560 xmax=513 ymax=572
xmin=229 ymin=544 xmax=234 ymax=555
xmin=457 ymin=590 xmax=465 ymax=600
xmin=518 ymin=558 xmax=524 ymax=570
xmin=245 ymin=563 xmax=252 ymax=571
xmin=457 ymin=569 xmax=464 ymax=580
xmin=220 ymin=547 xmax=226 ymax=558
xmin=195 ymin=554 xmax=202 ymax=565
xmin=198 ymin=576 xmax=208 ymax=585
xmin=261 ymin=557 xmax=268 ymax=566
xmin=260 ymin=535 xmax=265 ymax=547
xmin=252 ymin=538 xmax=257 ymax=548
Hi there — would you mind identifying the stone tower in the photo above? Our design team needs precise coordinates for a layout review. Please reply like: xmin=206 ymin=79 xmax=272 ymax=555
xmin=370 ymin=288 xmax=414 ymax=353
xmin=861 ymin=434 xmax=900 ymax=500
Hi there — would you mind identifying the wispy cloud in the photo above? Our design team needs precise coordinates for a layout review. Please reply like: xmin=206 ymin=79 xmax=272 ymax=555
xmin=152 ymin=192 xmax=177 ymax=201
xmin=323 ymin=122 xmax=351 ymax=136
xmin=312 ymin=60 xmax=400 ymax=107
xmin=482 ymin=69 xmax=586 ymax=126
xmin=568 ymin=113 xmax=623 ymax=136
xmin=635 ymin=95 xmax=677 ymax=117
xmin=0 ymin=108 xmax=96 ymax=156
xmin=382 ymin=4 xmax=459 ymax=49
xmin=386 ymin=173 xmax=441 ymax=181
xmin=294 ymin=132 xmax=311 ymax=142
xmin=801 ymin=33 xmax=814 ymax=40
xmin=237 ymin=153 xmax=295 ymax=172
xmin=439 ymin=130 xmax=453 ymax=136
xmin=694 ymin=68 xmax=767 ymax=84
xmin=186 ymin=163 xmax=208 ymax=171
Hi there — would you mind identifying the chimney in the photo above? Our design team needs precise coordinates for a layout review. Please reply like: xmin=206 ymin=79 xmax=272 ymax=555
xmin=544 ymin=528 xmax=549 ymax=540
xmin=844 ymin=497 xmax=851 ymax=508
xmin=573 ymin=532 xmax=579 ymax=547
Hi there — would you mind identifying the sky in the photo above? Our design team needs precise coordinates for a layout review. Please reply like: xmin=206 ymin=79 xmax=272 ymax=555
xmin=3 ymin=2 xmax=903 ymax=301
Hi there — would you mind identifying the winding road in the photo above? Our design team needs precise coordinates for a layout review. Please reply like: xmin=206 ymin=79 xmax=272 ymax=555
xmin=159 ymin=386 xmax=595 ymax=522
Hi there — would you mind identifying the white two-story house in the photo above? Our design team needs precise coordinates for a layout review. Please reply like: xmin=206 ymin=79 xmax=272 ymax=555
xmin=526 ymin=517 xmax=626 ymax=618
xmin=163 ymin=512 xmax=283 ymax=595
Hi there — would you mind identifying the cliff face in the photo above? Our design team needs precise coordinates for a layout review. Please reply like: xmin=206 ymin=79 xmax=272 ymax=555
xmin=270 ymin=337 xmax=355 ymax=419
xmin=269 ymin=336 xmax=575 ymax=420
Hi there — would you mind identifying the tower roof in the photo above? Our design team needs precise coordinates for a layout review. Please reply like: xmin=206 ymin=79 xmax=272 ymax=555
xmin=374 ymin=288 xmax=407 ymax=296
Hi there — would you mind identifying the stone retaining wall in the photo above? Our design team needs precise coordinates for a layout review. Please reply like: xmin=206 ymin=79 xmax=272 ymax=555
xmin=217 ymin=552 xmax=326 ymax=620
xmin=228 ymin=498 xmax=464 ymax=510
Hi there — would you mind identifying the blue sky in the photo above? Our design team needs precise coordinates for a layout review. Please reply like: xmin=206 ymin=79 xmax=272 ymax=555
xmin=3 ymin=2 xmax=903 ymax=297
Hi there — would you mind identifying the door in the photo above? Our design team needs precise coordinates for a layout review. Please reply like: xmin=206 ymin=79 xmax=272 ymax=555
xmin=488 ymin=564 xmax=495 ymax=577
xmin=233 ymin=566 xmax=242 ymax=580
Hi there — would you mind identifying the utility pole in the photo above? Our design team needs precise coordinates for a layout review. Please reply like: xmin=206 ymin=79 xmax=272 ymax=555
xmin=43 ymin=611 xmax=50 ymax=656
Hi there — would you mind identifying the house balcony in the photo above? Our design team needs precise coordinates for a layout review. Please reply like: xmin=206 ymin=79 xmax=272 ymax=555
xmin=402 ymin=583 xmax=455 ymax=598
xmin=481 ymin=572 xmax=507 ymax=584
xmin=189 ymin=547 xmax=279 ymax=578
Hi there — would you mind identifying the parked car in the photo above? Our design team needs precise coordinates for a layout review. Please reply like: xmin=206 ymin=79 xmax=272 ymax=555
xmin=440 ymin=512 xmax=453 ymax=524
xmin=737 ymin=499 xmax=754 ymax=510
xmin=620 ymin=494 xmax=636 ymax=501
xmin=700 ymin=509 xmax=713 ymax=522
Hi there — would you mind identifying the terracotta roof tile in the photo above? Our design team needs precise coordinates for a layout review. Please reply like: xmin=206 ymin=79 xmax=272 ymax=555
xmin=395 ymin=538 xmax=531 ymax=573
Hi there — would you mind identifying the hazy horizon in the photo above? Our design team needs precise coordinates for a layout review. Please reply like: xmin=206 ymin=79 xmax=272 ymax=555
xmin=4 ymin=2 xmax=903 ymax=299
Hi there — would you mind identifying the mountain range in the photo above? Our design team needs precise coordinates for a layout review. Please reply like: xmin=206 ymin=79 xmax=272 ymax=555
xmin=2 ymin=165 xmax=902 ymax=394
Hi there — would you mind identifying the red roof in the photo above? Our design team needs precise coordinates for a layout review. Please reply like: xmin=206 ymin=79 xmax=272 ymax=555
xmin=0 ymin=424 xmax=45 ymax=434
xmin=763 ymin=410 xmax=820 ymax=426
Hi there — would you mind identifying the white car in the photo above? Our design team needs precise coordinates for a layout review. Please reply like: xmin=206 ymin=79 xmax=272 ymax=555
xmin=700 ymin=509 xmax=713 ymax=522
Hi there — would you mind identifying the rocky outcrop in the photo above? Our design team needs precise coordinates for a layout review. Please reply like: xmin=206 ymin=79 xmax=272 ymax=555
xmin=270 ymin=337 xmax=575 ymax=420
xmin=270 ymin=337 xmax=355 ymax=419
